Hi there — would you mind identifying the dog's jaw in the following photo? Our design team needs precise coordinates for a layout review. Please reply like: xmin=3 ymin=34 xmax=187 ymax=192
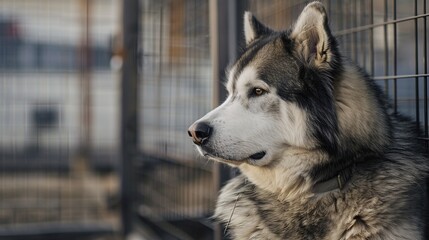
xmin=198 ymin=145 xmax=271 ymax=167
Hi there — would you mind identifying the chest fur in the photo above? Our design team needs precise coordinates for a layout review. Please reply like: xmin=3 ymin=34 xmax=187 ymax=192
xmin=215 ymin=184 xmax=334 ymax=239
xmin=215 ymin=181 xmax=393 ymax=240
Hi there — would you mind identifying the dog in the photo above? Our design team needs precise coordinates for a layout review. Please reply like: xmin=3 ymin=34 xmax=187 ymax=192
xmin=188 ymin=2 xmax=428 ymax=239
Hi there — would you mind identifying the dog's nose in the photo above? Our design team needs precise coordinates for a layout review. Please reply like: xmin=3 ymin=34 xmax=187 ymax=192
xmin=187 ymin=122 xmax=212 ymax=145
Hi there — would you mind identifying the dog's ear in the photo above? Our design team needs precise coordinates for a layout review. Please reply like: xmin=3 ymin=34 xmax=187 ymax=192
xmin=244 ymin=12 xmax=273 ymax=45
xmin=291 ymin=2 xmax=335 ymax=68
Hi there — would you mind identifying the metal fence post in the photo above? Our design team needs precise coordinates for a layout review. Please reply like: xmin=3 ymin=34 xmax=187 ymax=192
xmin=79 ymin=0 xmax=92 ymax=160
xmin=121 ymin=0 xmax=139 ymax=237
xmin=209 ymin=0 xmax=246 ymax=239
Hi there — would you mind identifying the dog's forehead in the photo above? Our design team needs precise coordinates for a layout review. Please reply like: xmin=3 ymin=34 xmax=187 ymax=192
xmin=227 ymin=65 xmax=252 ymax=89
xmin=227 ymin=37 xmax=299 ymax=95
xmin=227 ymin=43 xmax=275 ymax=92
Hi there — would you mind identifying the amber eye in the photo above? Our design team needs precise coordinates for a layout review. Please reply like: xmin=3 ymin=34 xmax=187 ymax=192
xmin=254 ymin=88 xmax=265 ymax=96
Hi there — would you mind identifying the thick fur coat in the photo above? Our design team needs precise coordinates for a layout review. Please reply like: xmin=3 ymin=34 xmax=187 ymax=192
xmin=188 ymin=2 xmax=428 ymax=239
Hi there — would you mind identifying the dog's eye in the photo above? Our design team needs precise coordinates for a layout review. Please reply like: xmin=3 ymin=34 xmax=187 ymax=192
xmin=253 ymin=88 xmax=266 ymax=96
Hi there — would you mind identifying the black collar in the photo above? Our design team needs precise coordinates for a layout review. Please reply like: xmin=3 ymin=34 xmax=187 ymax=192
xmin=310 ymin=152 xmax=378 ymax=194
xmin=311 ymin=165 xmax=354 ymax=194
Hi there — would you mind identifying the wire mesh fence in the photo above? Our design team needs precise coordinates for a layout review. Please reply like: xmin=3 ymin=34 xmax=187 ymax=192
xmin=136 ymin=0 xmax=215 ymax=235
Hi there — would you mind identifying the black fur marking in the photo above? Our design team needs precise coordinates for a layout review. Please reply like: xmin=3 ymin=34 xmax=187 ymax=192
xmin=248 ymin=15 xmax=274 ymax=44
xmin=232 ymin=33 xmax=282 ymax=92
xmin=293 ymin=66 xmax=339 ymax=154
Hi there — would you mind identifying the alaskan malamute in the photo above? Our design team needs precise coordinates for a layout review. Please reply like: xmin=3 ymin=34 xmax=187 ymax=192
xmin=188 ymin=2 xmax=428 ymax=239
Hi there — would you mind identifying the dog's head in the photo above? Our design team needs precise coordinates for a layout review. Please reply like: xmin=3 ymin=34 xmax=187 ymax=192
xmin=189 ymin=2 xmax=343 ymax=166
xmin=188 ymin=2 xmax=389 ymax=174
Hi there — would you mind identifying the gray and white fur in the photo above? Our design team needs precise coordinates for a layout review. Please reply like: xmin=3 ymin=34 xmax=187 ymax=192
xmin=188 ymin=2 xmax=428 ymax=239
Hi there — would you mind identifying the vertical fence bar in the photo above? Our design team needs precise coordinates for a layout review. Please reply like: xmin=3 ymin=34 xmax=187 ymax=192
xmin=424 ymin=0 xmax=428 ymax=144
xmin=121 ymin=0 xmax=139 ymax=236
xmin=360 ymin=0 xmax=366 ymax=68
xmin=370 ymin=0 xmax=374 ymax=76
xmin=424 ymin=1 xmax=429 ymax=235
xmin=353 ymin=0 xmax=358 ymax=63
xmin=415 ymin=0 xmax=420 ymax=128
xmin=210 ymin=0 xmax=246 ymax=239
xmin=393 ymin=0 xmax=398 ymax=113
xmin=384 ymin=0 xmax=389 ymax=95
xmin=347 ymin=1 xmax=351 ymax=56
xmin=79 ymin=0 xmax=92 ymax=159
xmin=210 ymin=0 xmax=232 ymax=239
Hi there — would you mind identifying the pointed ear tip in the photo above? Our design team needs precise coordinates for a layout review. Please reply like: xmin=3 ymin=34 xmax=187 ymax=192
xmin=244 ymin=11 xmax=253 ymax=19
xmin=303 ymin=1 xmax=327 ymax=15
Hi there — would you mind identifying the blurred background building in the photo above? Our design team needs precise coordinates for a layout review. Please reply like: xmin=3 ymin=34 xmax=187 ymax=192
xmin=0 ymin=0 xmax=427 ymax=239
xmin=0 ymin=0 xmax=121 ymax=239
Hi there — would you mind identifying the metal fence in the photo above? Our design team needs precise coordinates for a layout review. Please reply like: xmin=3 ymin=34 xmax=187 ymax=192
xmin=133 ymin=0 xmax=216 ymax=238
xmin=132 ymin=0 xmax=429 ymax=239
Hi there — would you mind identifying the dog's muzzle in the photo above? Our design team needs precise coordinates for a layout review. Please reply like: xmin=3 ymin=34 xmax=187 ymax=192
xmin=188 ymin=122 xmax=212 ymax=145
xmin=188 ymin=121 xmax=267 ymax=164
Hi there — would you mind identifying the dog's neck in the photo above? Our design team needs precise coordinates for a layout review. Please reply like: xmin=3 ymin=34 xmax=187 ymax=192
xmin=239 ymin=148 xmax=328 ymax=201
xmin=239 ymin=149 xmax=376 ymax=200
